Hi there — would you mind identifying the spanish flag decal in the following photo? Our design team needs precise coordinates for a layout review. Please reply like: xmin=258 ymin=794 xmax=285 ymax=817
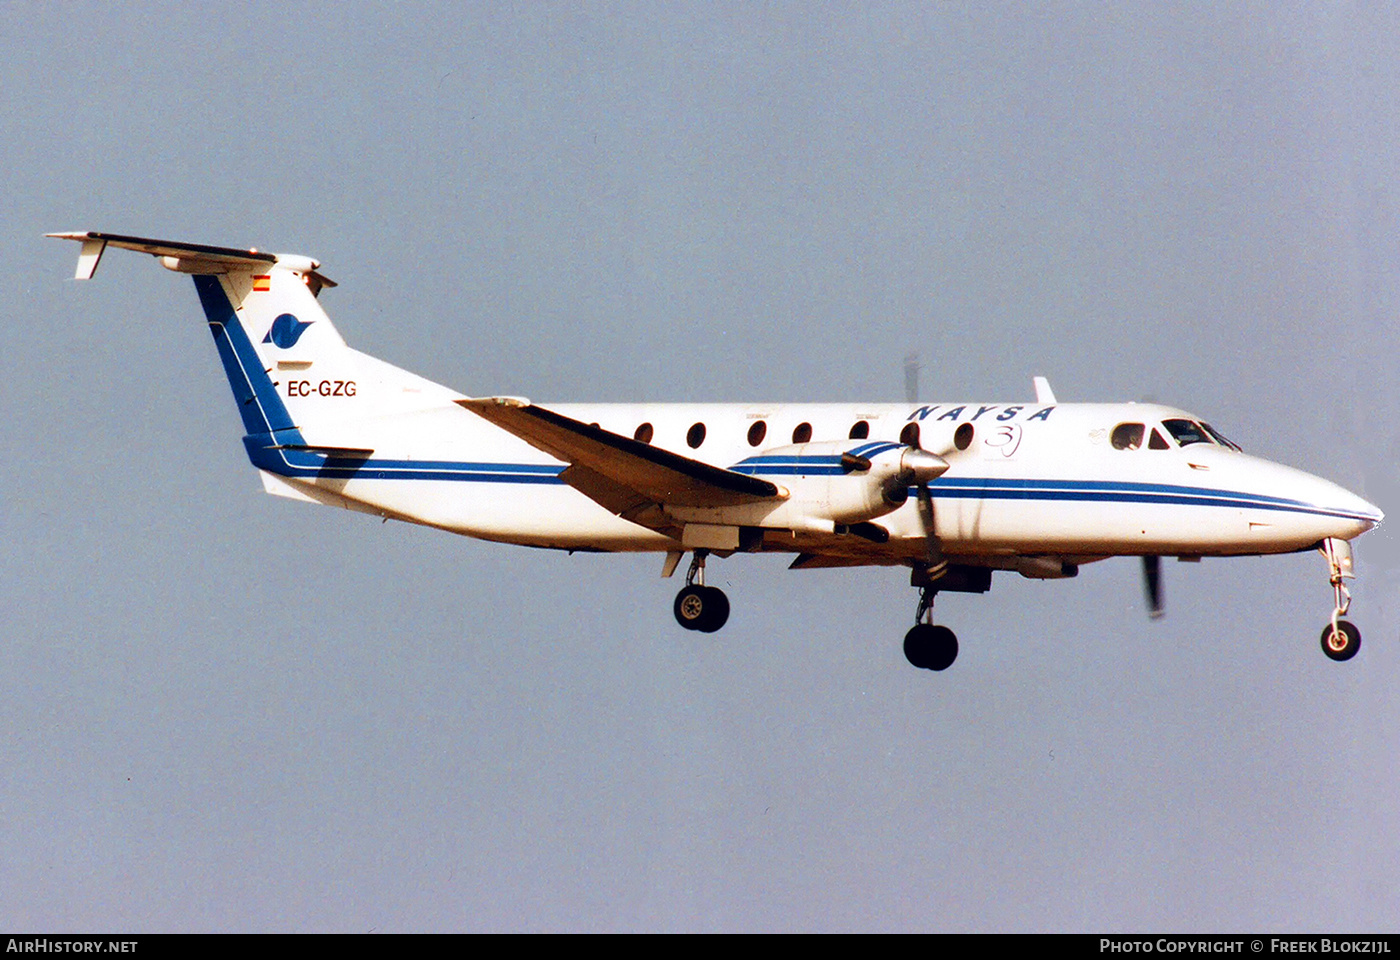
xmin=252 ymin=275 xmax=271 ymax=292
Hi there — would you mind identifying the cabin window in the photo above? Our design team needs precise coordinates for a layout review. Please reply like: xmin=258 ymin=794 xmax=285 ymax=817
xmin=899 ymin=422 xmax=921 ymax=447
xmin=954 ymin=423 xmax=974 ymax=450
xmin=1162 ymin=419 xmax=1210 ymax=447
xmin=848 ymin=420 xmax=870 ymax=440
xmin=747 ymin=420 xmax=767 ymax=447
xmin=792 ymin=422 xmax=813 ymax=444
xmin=1111 ymin=423 xmax=1145 ymax=450
xmin=687 ymin=422 xmax=707 ymax=449
xmin=633 ymin=422 xmax=654 ymax=444
xmin=1148 ymin=428 xmax=1170 ymax=450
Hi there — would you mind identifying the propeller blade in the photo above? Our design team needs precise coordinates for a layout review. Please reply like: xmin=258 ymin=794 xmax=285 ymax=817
xmin=915 ymin=481 xmax=947 ymax=579
xmin=1142 ymin=555 xmax=1164 ymax=619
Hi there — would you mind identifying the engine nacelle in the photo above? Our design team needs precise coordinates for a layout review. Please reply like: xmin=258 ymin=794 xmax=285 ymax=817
xmin=1014 ymin=556 xmax=1080 ymax=579
xmin=738 ymin=441 xmax=949 ymax=526
xmin=666 ymin=441 xmax=951 ymax=535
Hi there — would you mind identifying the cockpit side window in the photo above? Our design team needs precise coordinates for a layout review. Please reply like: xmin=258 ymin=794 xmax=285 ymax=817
xmin=1111 ymin=423 xmax=1145 ymax=450
xmin=1162 ymin=418 xmax=1211 ymax=447
xmin=1201 ymin=422 xmax=1242 ymax=452
xmin=1148 ymin=428 xmax=1170 ymax=450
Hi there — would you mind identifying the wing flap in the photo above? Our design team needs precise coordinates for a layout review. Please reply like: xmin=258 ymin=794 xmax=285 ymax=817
xmin=458 ymin=397 xmax=783 ymax=511
xmin=559 ymin=463 xmax=681 ymax=536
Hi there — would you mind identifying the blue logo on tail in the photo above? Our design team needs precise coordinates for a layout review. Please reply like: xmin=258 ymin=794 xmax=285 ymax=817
xmin=263 ymin=313 xmax=313 ymax=349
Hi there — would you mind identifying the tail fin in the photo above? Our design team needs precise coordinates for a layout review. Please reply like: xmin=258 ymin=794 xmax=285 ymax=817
xmin=49 ymin=231 xmax=358 ymax=445
xmin=49 ymin=231 xmax=456 ymax=482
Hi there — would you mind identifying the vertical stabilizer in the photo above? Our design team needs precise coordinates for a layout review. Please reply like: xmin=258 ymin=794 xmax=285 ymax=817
xmin=50 ymin=231 xmax=462 ymax=489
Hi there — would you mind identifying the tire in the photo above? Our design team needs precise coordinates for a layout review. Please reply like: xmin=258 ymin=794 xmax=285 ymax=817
xmin=925 ymin=625 xmax=958 ymax=671
xmin=674 ymin=585 xmax=730 ymax=633
xmin=904 ymin=623 xmax=958 ymax=671
xmin=1320 ymin=620 xmax=1361 ymax=662
xmin=674 ymin=585 xmax=707 ymax=630
xmin=696 ymin=587 xmax=730 ymax=633
xmin=904 ymin=623 xmax=934 ymax=668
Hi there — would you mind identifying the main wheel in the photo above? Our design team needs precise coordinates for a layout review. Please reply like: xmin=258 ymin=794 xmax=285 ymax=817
xmin=1320 ymin=620 xmax=1361 ymax=662
xmin=674 ymin=585 xmax=705 ymax=630
xmin=903 ymin=623 xmax=958 ymax=671
xmin=695 ymin=586 xmax=729 ymax=633
xmin=674 ymin=585 xmax=730 ymax=633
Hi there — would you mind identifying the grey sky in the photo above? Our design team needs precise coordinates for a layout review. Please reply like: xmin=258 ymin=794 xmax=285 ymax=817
xmin=3 ymin=1 xmax=1398 ymax=931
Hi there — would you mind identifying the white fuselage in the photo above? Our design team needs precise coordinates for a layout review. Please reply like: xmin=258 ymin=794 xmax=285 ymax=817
xmin=277 ymin=376 xmax=1379 ymax=568
xmin=46 ymin=233 xmax=1380 ymax=576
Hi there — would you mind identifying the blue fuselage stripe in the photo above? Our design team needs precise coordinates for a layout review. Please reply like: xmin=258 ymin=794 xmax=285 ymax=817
xmin=194 ymin=274 xmax=303 ymax=442
xmin=919 ymin=483 xmax=1370 ymax=522
xmin=248 ymin=450 xmax=1370 ymax=522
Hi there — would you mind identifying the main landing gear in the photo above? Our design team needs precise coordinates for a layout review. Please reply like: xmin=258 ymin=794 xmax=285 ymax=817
xmin=1319 ymin=538 xmax=1361 ymax=662
xmin=904 ymin=586 xmax=958 ymax=671
xmin=673 ymin=549 xmax=730 ymax=633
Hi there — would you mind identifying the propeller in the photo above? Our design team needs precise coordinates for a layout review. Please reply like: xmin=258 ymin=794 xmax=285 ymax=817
xmin=1142 ymin=555 xmax=1164 ymax=619
xmin=897 ymin=447 xmax=950 ymax=580
xmin=904 ymin=353 xmax=920 ymax=403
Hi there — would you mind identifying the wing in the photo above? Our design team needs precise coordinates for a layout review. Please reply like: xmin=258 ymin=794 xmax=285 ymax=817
xmin=457 ymin=398 xmax=785 ymax=531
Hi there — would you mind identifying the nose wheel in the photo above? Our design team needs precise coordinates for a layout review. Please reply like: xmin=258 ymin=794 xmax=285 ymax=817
xmin=673 ymin=549 xmax=730 ymax=633
xmin=1321 ymin=620 xmax=1361 ymax=661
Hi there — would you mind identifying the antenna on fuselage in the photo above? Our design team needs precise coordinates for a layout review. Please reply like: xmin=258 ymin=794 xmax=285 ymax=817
xmin=904 ymin=353 xmax=920 ymax=403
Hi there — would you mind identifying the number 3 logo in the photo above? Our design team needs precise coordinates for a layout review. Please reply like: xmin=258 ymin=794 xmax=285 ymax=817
xmin=983 ymin=423 xmax=1022 ymax=458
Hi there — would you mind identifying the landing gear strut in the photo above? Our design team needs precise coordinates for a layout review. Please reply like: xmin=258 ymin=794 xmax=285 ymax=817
xmin=903 ymin=587 xmax=958 ymax=671
xmin=1319 ymin=538 xmax=1361 ymax=662
xmin=673 ymin=549 xmax=730 ymax=633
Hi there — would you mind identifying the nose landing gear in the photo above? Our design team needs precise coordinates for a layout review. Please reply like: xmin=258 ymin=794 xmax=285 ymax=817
xmin=1319 ymin=538 xmax=1361 ymax=662
xmin=673 ymin=549 xmax=730 ymax=633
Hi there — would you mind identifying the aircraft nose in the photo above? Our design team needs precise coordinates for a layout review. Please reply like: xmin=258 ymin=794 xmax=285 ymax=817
xmin=1312 ymin=477 xmax=1383 ymax=540
xmin=1243 ymin=455 xmax=1383 ymax=545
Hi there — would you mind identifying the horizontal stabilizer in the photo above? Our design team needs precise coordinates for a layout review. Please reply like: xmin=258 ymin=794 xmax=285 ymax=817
xmin=47 ymin=231 xmax=336 ymax=289
xmin=458 ymin=397 xmax=782 ymax=511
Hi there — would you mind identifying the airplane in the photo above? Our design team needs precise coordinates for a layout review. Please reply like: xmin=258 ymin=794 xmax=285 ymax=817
xmin=49 ymin=231 xmax=1384 ymax=672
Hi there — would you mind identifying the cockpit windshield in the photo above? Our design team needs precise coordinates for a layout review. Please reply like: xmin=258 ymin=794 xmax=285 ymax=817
xmin=1157 ymin=418 xmax=1242 ymax=451
xmin=1200 ymin=422 xmax=1242 ymax=452
xmin=1161 ymin=419 xmax=1212 ymax=447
